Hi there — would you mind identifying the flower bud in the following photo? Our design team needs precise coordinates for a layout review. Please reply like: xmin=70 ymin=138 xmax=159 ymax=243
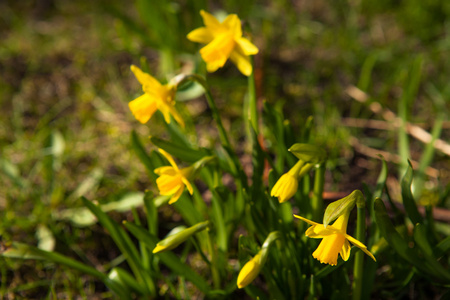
xmin=153 ymin=221 xmax=209 ymax=254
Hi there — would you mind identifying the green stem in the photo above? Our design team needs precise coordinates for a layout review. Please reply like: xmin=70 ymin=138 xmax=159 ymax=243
xmin=353 ymin=201 xmax=366 ymax=300
xmin=248 ymin=56 xmax=258 ymax=134
xmin=311 ymin=163 xmax=325 ymax=222
xmin=206 ymin=230 xmax=221 ymax=289
xmin=176 ymin=74 xmax=248 ymax=188
xmin=180 ymin=74 xmax=231 ymax=148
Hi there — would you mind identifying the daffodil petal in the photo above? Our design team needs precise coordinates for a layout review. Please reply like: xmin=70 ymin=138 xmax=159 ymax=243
xmin=158 ymin=104 xmax=173 ymax=124
xmin=200 ymin=10 xmax=222 ymax=32
xmin=182 ymin=177 xmax=194 ymax=195
xmin=305 ymin=224 xmax=335 ymax=238
xmin=345 ymin=234 xmax=376 ymax=261
xmin=130 ymin=65 xmax=161 ymax=88
xmin=159 ymin=149 xmax=179 ymax=170
xmin=187 ymin=27 xmax=214 ymax=44
xmin=339 ymin=239 xmax=351 ymax=261
xmin=128 ymin=94 xmax=158 ymax=124
xmin=169 ymin=187 xmax=184 ymax=204
xmin=360 ymin=247 xmax=377 ymax=262
xmin=236 ymin=37 xmax=259 ymax=55
xmin=205 ymin=61 xmax=223 ymax=73
xmin=229 ymin=50 xmax=252 ymax=76
xmin=344 ymin=234 xmax=368 ymax=249
xmin=294 ymin=214 xmax=321 ymax=226
xmin=222 ymin=14 xmax=241 ymax=38
xmin=154 ymin=166 xmax=176 ymax=175
xmin=200 ymin=33 xmax=235 ymax=68
xmin=270 ymin=178 xmax=282 ymax=197
xmin=166 ymin=103 xmax=185 ymax=128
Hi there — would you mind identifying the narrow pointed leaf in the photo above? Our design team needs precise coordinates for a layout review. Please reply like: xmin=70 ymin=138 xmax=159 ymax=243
xmin=150 ymin=136 xmax=208 ymax=163
xmin=130 ymin=130 xmax=157 ymax=180
xmin=401 ymin=162 xmax=423 ymax=224
xmin=123 ymin=221 xmax=211 ymax=294
xmin=1 ymin=242 xmax=129 ymax=299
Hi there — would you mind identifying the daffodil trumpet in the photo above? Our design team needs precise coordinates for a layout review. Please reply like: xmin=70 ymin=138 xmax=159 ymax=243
xmin=294 ymin=212 xmax=376 ymax=266
xmin=187 ymin=10 xmax=259 ymax=76
xmin=155 ymin=149 xmax=215 ymax=204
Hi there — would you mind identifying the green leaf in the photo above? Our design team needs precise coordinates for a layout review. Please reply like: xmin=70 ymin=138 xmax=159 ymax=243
xmin=143 ymin=191 xmax=157 ymax=236
xmin=101 ymin=192 xmax=144 ymax=212
xmin=414 ymin=224 xmax=450 ymax=282
xmin=374 ymin=198 xmax=421 ymax=264
xmin=172 ymin=195 xmax=203 ymax=226
xmin=130 ymin=130 xmax=157 ymax=181
xmin=211 ymin=188 xmax=228 ymax=252
xmin=150 ymin=136 xmax=208 ymax=163
xmin=1 ymin=242 xmax=129 ymax=299
xmin=372 ymin=198 xmax=450 ymax=281
xmin=82 ymin=197 xmax=151 ymax=291
xmin=414 ymin=112 xmax=444 ymax=198
xmin=413 ymin=223 xmax=434 ymax=257
xmin=56 ymin=193 xmax=144 ymax=227
xmin=123 ymin=222 xmax=211 ymax=294
xmin=109 ymin=267 xmax=147 ymax=295
xmin=0 ymin=158 xmax=27 ymax=188
xmin=401 ymin=162 xmax=423 ymax=224
xmin=434 ymin=235 xmax=450 ymax=258
xmin=288 ymin=143 xmax=327 ymax=164
xmin=36 ymin=225 xmax=55 ymax=252
xmin=374 ymin=157 xmax=388 ymax=199
xmin=301 ymin=116 xmax=314 ymax=143
xmin=357 ymin=53 xmax=378 ymax=91
xmin=67 ymin=167 xmax=103 ymax=201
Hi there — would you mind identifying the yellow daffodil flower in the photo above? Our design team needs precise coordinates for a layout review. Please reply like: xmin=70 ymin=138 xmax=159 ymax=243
xmin=294 ymin=213 xmax=376 ymax=266
xmin=237 ymin=253 xmax=262 ymax=289
xmin=187 ymin=10 xmax=259 ymax=76
xmin=129 ymin=65 xmax=184 ymax=127
xmin=271 ymin=160 xmax=305 ymax=203
xmin=154 ymin=149 xmax=194 ymax=204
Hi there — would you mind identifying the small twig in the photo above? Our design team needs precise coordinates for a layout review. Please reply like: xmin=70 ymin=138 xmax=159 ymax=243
xmin=345 ymin=85 xmax=450 ymax=156
xmin=349 ymin=137 xmax=439 ymax=178
xmin=342 ymin=118 xmax=392 ymax=130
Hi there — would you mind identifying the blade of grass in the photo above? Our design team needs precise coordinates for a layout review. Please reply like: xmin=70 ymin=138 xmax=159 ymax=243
xmin=130 ymin=130 xmax=157 ymax=181
xmin=82 ymin=197 xmax=153 ymax=295
xmin=397 ymin=56 xmax=423 ymax=177
xmin=2 ymin=242 xmax=129 ymax=299
xmin=150 ymin=136 xmax=209 ymax=163
xmin=414 ymin=113 xmax=444 ymax=198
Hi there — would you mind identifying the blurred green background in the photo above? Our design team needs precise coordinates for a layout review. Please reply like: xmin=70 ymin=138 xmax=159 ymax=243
xmin=1 ymin=0 xmax=449 ymax=298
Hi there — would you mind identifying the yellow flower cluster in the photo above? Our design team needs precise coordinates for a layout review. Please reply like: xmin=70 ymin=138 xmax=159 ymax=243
xmin=126 ymin=9 xmax=377 ymax=292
